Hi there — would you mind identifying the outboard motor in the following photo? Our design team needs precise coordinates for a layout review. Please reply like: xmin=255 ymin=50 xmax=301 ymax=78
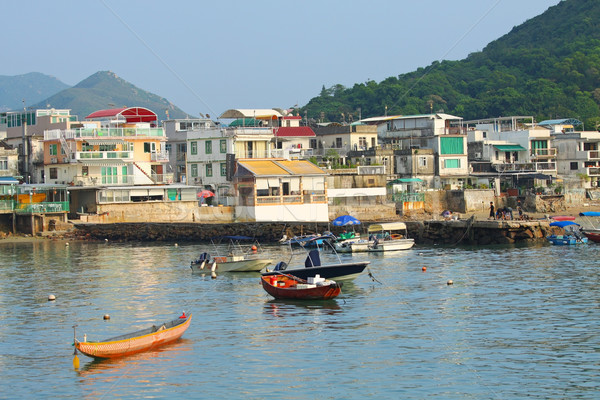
xmin=274 ymin=261 xmax=287 ymax=271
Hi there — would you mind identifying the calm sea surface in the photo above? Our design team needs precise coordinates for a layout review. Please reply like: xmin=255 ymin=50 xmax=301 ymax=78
xmin=0 ymin=239 xmax=599 ymax=399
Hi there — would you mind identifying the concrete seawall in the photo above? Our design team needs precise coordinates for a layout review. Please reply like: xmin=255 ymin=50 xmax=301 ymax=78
xmin=71 ymin=218 xmax=554 ymax=246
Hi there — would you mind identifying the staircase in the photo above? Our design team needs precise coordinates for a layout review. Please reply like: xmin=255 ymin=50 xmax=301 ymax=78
xmin=59 ymin=132 xmax=73 ymax=162
xmin=133 ymin=162 xmax=157 ymax=184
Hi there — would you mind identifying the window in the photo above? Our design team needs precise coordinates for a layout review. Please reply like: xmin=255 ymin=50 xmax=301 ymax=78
xmin=359 ymin=137 xmax=367 ymax=149
xmin=50 ymin=168 xmax=58 ymax=179
xmin=220 ymin=162 xmax=227 ymax=176
xmin=50 ymin=144 xmax=58 ymax=156
xmin=444 ymin=159 xmax=461 ymax=168
xmin=165 ymin=143 xmax=172 ymax=153
xmin=0 ymin=158 xmax=7 ymax=170
xmin=122 ymin=166 xmax=128 ymax=183
xmin=220 ymin=139 xmax=226 ymax=153
xmin=570 ymin=162 xmax=579 ymax=170
xmin=205 ymin=140 xmax=212 ymax=154
xmin=440 ymin=137 xmax=464 ymax=155
xmin=310 ymin=139 xmax=317 ymax=149
xmin=82 ymin=166 xmax=89 ymax=176
xmin=335 ymin=138 xmax=342 ymax=148
xmin=191 ymin=164 xmax=198 ymax=177
xmin=418 ymin=157 xmax=427 ymax=167
xmin=206 ymin=163 xmax=213 ymax=177
xmin=190 ymin=141 xmax=197 ymax=155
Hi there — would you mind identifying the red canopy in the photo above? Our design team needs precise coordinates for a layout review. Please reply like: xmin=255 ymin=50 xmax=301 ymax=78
xmin=85 ymin=107 xmax=158 ymax=123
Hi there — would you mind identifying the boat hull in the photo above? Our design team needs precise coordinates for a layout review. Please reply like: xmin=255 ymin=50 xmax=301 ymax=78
xmin=75 ymin=314 xmax=192 ymax=359
xmin=261 ymin=276 xmax=342 ymax=300
xmin=191 ymin=257 xmax=273 ymax=272
xmin=368 ymin=238 xmax=415 ymax=252
xmin=582 ymin=230 xmax=600 ymax=243
xmin=547 ymin=235 xmax=588 ymax=245
xmin=262 ymin=261 xmax=370 ymax=281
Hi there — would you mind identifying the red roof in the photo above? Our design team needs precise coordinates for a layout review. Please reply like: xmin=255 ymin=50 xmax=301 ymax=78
xmin=85 ymin=107 xmax=158 ymax=123
xmin=274 ymin=126 xmax=315 ymax=137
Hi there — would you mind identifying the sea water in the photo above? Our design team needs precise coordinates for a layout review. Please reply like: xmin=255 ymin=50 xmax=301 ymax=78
xmin=0 ymin=239 xmax=598 ymax=399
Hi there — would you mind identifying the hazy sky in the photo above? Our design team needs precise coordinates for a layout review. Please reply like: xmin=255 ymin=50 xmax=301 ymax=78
xmin=4 ymin=0 xmax=559 ymax=118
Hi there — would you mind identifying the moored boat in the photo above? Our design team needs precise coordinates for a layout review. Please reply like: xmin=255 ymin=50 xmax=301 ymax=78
xmin=262 ymin=250 xmax=370 ymax=281
xmin=578 ymin=211 xmax=600 ymax=243
xmin=75 ymin=313 xmax=192 ymax=359
xmin=547 ymin=221 xmax=588 ymax=245
xmin=191 ymin=236 xmax=273 ymax=272
xmin=366 ymin=222 xmax=415 ymax=252
xmin=260 ymin=273 xmax=342 ymax=300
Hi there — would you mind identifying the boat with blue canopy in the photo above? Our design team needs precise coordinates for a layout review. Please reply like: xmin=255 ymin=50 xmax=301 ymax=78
xmin=547 ymin=220 xmax=588 ymax=245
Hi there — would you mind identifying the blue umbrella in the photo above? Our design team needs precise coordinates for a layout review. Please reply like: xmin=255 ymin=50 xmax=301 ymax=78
xmin=549 ymin=220 xmax=580 ymax=228
xmin=332 ymin=215 xmax=361 ymax=226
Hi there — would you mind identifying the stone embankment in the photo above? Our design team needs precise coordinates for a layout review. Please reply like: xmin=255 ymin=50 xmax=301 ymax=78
xmin=69 ymin=218 xmax=555 ymax=246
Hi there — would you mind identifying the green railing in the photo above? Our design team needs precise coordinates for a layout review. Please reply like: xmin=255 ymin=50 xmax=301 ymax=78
xmin=392 ymin=192 xmax=425 ymax=203
xmin=14 ymin=201 xmax=69 ymax=214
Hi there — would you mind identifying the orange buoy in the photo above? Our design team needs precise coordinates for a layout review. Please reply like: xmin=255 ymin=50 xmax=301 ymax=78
xmin=422 ymin=266 xmax=427 ymax=272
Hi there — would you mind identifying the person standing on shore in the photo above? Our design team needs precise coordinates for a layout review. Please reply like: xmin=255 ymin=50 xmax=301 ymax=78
xmin=489 ymin=202 xmax=495 ymax=220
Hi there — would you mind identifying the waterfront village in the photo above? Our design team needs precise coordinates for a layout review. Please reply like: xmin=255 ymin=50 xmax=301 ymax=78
xmin=1 ymin=106 xmax=599 ymax=244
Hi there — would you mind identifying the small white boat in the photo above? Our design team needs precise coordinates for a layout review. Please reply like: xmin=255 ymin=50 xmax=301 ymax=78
xmin=366 ymin=222 xmax=415 ymax=253
xmin=191 ymin=236 xmax=273 ymax=272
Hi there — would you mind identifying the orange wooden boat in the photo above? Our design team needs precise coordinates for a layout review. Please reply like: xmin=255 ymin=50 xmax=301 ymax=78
xmin=74 ymin=313 xmax=191 ymax=359
xmin=261 ymin=274 xmax=342 ymax=300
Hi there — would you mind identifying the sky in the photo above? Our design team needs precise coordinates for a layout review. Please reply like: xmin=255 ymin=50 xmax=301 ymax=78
xmin=3 ymin=0 xmax=560 ymax=119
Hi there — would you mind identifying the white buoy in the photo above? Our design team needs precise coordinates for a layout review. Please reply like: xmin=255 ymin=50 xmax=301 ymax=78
xmin=103 ymin=314 xmax=110 ymax=320
xmin=447 ymin=280 xmax=453 ymax=285
xmin=174 ymin=243 xmax=178 ymax=247
xmin=65 ymin=242 xmax=69 ymax=246
xmin=211 ymin=271 xmax=217 ymax=279
xmin=48 ymin=294 xmax=56 ymax=301
xmin=105 ymin=238 xmax=109 ymax=242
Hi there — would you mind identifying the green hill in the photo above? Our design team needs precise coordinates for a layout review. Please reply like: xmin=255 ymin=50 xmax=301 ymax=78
xmin=303 ymin=0 xmax=600 ymax=130
xmin=31 ymin=71 xmax=191 ymax=120
xmin=0 ymin=72 xmax=69 ymax=112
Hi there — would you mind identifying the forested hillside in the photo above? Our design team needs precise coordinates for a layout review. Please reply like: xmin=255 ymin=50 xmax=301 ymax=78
xmin=303 ymin=0 xmax=600 ymax=130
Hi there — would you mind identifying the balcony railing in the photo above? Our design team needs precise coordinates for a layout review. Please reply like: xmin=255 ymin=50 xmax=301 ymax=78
xmin=150 ymin=150 xmax=170 ymax=162
xmin=14 ymin=201 xmax=69 ymax=214
xmin=76 ymin=151 xmax=133 ymax=161
xmin=576 ymin=150 xmax=600 ymax=160
xmin=531 ymin=148 xmax=557 ymax=158
xmin=494 ymin=161 xmax=556 ymax=173
xmin=587 ymin=167 xmax=600 ymax=176
xmin=44 ymin=127 xmax=165 ymax=140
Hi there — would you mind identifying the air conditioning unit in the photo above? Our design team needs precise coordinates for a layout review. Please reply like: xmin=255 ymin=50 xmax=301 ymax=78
xmin=474 ymin=152 xmax=482 ymax=159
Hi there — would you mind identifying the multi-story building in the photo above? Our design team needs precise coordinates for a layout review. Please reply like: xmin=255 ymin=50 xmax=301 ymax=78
xmin=362 ymin=113 xmax=467 ymax=189
xmin=1 ymin=108 xmax=79 ymax=183
xmin=164 ymin=118 xmax=217 ymax=183
xmin=547 ymin=118 xmax=600 ymax=189
xmin=42 ymin=107 xmax=171 ymax=186
xmin=465 ymin=116 xmax=557 ymax=191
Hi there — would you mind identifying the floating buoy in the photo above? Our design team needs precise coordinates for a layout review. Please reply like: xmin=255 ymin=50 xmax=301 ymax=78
xmin=174 ymin=243 xmax=178 ymax=247
xmin=447 ymin=280 xmax=453 ymax=285
xmin=65 ymin=242 xmax=69 ymax=246
xmin=422 ymin=266 xmax=427 ymax=272
xmin=103 ymin=314 xmax=110 ymax=320
xmin=48 ymin=294 xmax=56 ymax=301
xmin=104 ymin=238 xmax=109 ymax=242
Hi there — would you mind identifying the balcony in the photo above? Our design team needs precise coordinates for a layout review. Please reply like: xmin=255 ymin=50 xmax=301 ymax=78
xmin=531 ymin=148 xmax=557 ymax=159
xmin=150 ymin=150 xmax=170 ymax=162
xmin=494 ymin=161 xmax=556 ymax=173
xmin=76 ymin=151 xmax=133 ymax=161
xmin=576 ymin=150 xmax=600 ymax=160
xmin=44 ymin=127 xmax=165 ymax=140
